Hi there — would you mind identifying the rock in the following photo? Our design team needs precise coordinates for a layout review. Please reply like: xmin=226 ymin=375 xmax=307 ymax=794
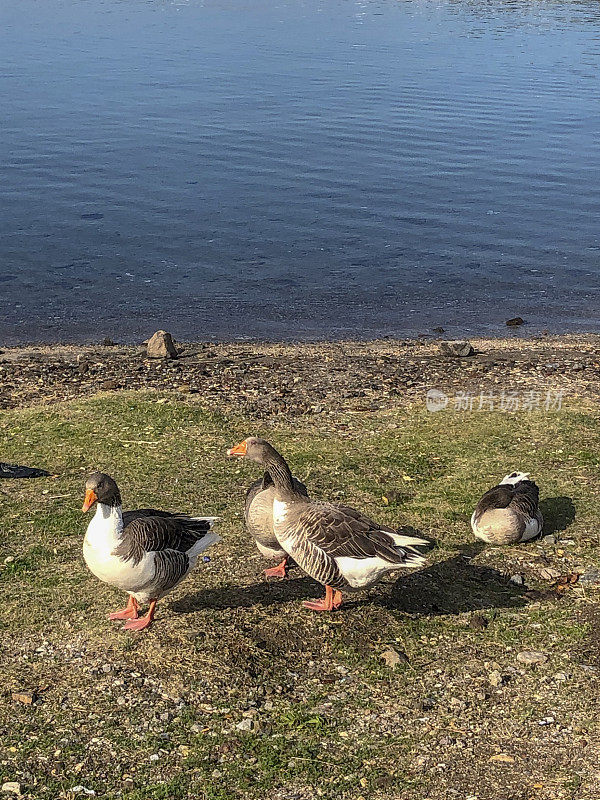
xmin=517 ymin=651 xmax=547 ymax=665
xmin=488 ymin=753 xmax=514 ymax=763
xmin=488 ymin=670 xmax=503 ymax=687
xmin=70 ymin=788 xmax=96 ymax=796
xmin=101 ymin=337 xmax=116 ymax=346
xmin=538 ymin=567 xmax=561 ymax=581
xmin=509 ymin=574 xmax=524 ymax=585
xmin=541 ymin=534 xmax=556 ymax=545
xmin=146 ymin=330 xmax=178 ymax=359
xmin=1 ymin=783 xmax=21 ymax=796
xmin=381 ymin=647 xmax=409 ymax=667
xmin=506 ymin=317 xmax=525 ymax=327
xmin=433 ymin=326 xmax=445 ymax=334
xmin=579 ymin=569 xmax=600 ymax=585
xmin=236 ymin=718 xmax=257 ymax=732
xmin=439 ymin=340 xmax=474 ymax=358
xmin=11 ymin=691 xmax=35 ymax=705
xmin=101 ymin=379 xmax=120 ymax=391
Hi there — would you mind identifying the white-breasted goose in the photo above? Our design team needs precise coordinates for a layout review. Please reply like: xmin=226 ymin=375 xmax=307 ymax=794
xmin=81 ymin=472 xmax=219 ymax=631
xmin=471 ymin=471 xmax=543 ymax=544
xmin=245 ymin=471 xmax=309 ymax=578
xmin=227 ymin=438 xmax=428 ymax=611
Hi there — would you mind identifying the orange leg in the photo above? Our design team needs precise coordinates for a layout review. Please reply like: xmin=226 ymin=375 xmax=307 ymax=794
xmin=108 ymin=595 xmax=139 ymax=621
xmin=303 ymin=585 xmax=343 ymax=612
xmin=264 ymin=557 xmax=289 ymax=579
xmin=122 ymin=599 xmax=158 ymax=631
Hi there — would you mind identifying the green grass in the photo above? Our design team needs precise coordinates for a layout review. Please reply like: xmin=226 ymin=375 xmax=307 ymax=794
xmin=1 ymin=391 xmax=600 ymax=799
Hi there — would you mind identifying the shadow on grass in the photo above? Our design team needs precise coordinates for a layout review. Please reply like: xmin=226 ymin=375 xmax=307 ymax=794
xmin=173 ymin=574 xmax=323 ymax=612
xmin=384 ymin=554 xmax=529 ymax=615
xmin=174 ymin=550 xmax=528 ymax=616
xmin=540 ymin=496 xmax=575 ymax=535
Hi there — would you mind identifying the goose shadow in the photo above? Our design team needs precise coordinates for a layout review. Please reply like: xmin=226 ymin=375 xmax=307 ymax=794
xmin=173 ymin=551 xmax=528 ymax=616
xmin=539 ymin=496 xmax=575 ymax=535
xmin=172 ymin=574 xmax=324 ymax=613
xmin=381 ymin=552 xmax=529 ymax=615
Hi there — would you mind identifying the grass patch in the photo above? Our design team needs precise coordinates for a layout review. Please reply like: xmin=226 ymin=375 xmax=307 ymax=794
xmin=1 ymin=391 xmax=600 ymax=799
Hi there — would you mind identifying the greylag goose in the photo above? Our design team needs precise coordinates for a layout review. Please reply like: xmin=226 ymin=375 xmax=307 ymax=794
xmin=81 ymin=472 xmax=219 ymax=630
xmin=227 ymin=438 xmax=428 ymax=611
xmin=471 ymin=471 xmax=543 ymax=544
xmin=245 ymin=471 xmax=309 ymax=578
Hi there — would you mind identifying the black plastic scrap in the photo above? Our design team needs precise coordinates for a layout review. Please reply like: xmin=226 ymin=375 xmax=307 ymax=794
xmin=0 ymin=463 xmax=50 ymax=479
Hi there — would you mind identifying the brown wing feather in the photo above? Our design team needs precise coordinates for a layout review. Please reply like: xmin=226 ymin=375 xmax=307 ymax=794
xmin=296 ymin=503 xmax=411 ymax=563
xmin=474 ymin=480 xmax=540 ymax=524
xmin=113 ymin=516 xmax=213 ymax=566
xmin=282 ymin=503 xmax=415 ymax=572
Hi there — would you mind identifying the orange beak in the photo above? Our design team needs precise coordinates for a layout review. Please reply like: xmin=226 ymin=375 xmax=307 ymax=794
xmin=227 ymin=440 xmax=247 ymax=457
xmin=82 ymin=489 xmax=98 ymax=513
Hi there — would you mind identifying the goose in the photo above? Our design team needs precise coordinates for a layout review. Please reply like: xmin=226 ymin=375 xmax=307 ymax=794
xmin=471 ymin=471 xmax=543 ymax=544
xmin=81 ymin=472 xmax=219 ymax=630
xmin=227 ymin=438 xmax=428 ymax=611
xmin=245 ymin=471 xmax=309 ymax=578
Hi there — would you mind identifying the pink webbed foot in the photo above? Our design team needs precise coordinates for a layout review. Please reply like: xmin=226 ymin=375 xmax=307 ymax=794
xmin=108 ymin=596 xmax=139 ymax=621
xmin=302 ymin=586 xmax=343 ymax=612
xmin=122 ymin=599 xmax=157 ymax=632
xmin=122 ymin=615 xmax=153 ymax=631
xmin=264 ymin=558 xmax=289 ymax=579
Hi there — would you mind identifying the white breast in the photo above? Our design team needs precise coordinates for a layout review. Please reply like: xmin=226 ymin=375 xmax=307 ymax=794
xmin=272 ymin=498 xmax=289 ymax=527
xmin=83 ymin=504 xmax=155 ymax=594
xmin=335 ymin=556 xmax=401 ymax=589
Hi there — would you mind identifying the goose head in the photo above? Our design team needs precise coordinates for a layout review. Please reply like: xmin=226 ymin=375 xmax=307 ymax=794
xmin=82 ymin=472 xmax=122 ymax=512
xmin=227 ymin=437 xmax=273 ymax=465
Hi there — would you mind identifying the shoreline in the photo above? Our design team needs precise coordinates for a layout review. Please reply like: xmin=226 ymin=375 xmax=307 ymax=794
xmin=2 ymin=332 xmax=599 ymax=414
xmin=2 ymin=325 xmax=599 ymax=349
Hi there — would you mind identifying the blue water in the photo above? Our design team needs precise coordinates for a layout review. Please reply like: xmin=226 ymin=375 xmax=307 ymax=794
xmin=1 ymin=0 xmax=600 ymax=343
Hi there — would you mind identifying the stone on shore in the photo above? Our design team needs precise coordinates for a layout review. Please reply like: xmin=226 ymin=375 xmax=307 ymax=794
xmin=439 ymin=340 xmax=474 ymax=358
xmin=146 ymin=330 xmax=178 ymax=359
xmin=517 ymin=651 xmax=547 ymax=665
xmin=506 ymin=317 xmax=525 ymax=327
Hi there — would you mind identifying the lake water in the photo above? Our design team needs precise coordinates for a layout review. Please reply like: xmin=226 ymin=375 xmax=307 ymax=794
xmin=1 ymin=0 xmax=600 ymax=343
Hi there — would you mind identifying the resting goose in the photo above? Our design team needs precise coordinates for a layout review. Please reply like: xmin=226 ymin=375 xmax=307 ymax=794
xmin=471 ymin=471 xmax=543 ymax=544
xmin=81 ymin=472 xmax=219 ymax=630
xmin=227 ymin=438 xmax=428 ymax=611
xmin=245 ymin=471 xmax=309 ymax=578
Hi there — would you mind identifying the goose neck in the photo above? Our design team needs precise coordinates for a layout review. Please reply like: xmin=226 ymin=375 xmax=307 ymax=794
xmin=264 ymin=451 xmax=300 ymax=501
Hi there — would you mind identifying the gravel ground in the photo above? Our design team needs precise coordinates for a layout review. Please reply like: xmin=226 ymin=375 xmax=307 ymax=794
xmin=1 ymin=333 xmax=599 ymax=416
